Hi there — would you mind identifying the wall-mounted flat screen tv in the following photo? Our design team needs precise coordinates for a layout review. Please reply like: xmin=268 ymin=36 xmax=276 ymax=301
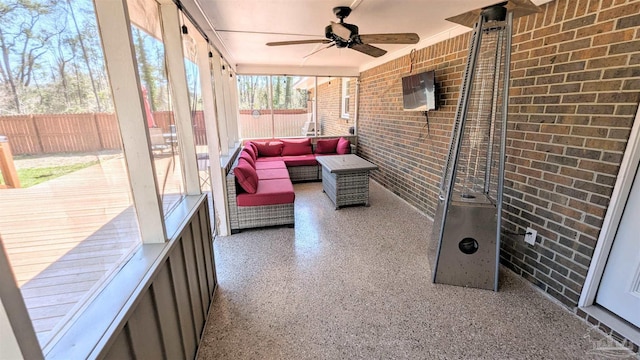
xmin=401 ymin=70 xmax=437 ymax=111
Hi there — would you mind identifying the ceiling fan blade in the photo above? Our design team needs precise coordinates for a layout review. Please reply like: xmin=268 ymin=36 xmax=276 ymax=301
xmin=350 ymin=43 xmax=387 ymax=57
xmin=303 ymin=43 xmax=336 ymax=58
xmin=358 ymin=33 xmax=420 ymax=44
xmin=266 ymin=39 xmax=331 ymax=46
xmin=330 ymin=21 xmax=353 ymax=40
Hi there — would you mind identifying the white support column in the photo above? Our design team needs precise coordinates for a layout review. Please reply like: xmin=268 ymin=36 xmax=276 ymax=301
xmin=228 ymin=70 xmax=240 ymax=143
xmin=314 ymin=77 xmax=318 ymax=136
xmin=159 ymin=1 xmax=200 ymax=196
xmin=0 ymin=241 xmax=43 ymax=360
xmin=94 ymin=0 xmax=166 ymax=243
xmin=211 ymin=55 xmax=229 ymax=154
xmin=197 ymin=43 xmax=229 ymax=235
xmin=222 ymin=63 xmax=236 ymax=144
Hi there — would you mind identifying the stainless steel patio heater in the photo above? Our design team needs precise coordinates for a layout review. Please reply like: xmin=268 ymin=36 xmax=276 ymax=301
xmin=431 ymin=1 xmax=539 ymax=291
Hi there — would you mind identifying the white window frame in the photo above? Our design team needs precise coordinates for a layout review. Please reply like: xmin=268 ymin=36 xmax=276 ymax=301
xmin=341 ymin=78 xmax=350 ymax=119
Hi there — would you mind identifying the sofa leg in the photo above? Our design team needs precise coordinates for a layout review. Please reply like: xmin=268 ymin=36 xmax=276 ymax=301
xmin=231 ymin=229 xmax=241 ymax=234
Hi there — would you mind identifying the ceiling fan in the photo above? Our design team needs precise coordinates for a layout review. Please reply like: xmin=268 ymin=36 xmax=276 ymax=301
xmin=266 ymin=6 xmax=420 ymax=58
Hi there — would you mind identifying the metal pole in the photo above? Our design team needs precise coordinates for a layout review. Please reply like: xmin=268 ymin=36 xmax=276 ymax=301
xmin=494 ymin=11 xmax=513 ymax=291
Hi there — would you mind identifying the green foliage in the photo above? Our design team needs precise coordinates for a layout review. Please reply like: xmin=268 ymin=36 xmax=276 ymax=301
xmin=0 ymin=160 xmax=98 ymax=188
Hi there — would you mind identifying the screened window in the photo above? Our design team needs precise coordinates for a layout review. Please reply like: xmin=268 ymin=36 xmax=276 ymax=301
xmin=128 ymin=0 xmax=186 ymax=216
xmin=237 ymin=75 xmax=312 ymax=138
xmin=0 ymin=0 xmax=141 ymax=347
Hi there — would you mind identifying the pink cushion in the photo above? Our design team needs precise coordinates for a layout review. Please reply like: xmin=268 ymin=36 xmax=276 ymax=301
xmin=254 ymin=141 xmax=284 ymax=157
xmin=255 ymin=157 xmax=284 ymax=162
xmin=282 ymin=155 xmax=318 ymax=167
xmin=244 ymin=141 xmax=258 ymax=155
xmin=234 ymin=159 xmax=258 ymax=194
xmin=243 ymin=145 xmax=257 ymax=161
xmin=255 ymin=161 xmax=287 ymax=170
xmin=281 ymin=138 xmax=312 ymax=156
xmin=236 ymin=179 xmax=295 ymax=206
xmin=239 ymin=151 xmax=255 ymax=168
xmin=337 ymin=137 xmax=351 ymax=154
xmin=315 ymin=138 xmax=339 ymax=154
xmin=257 ymin=168 xmax=290 ymax=180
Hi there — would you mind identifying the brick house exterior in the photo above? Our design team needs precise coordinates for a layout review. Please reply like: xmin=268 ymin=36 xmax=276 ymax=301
xmin=310 ymin=78 xmax=357 ymax=136
xmin=357 ymin=0 xmax=639 ymax=331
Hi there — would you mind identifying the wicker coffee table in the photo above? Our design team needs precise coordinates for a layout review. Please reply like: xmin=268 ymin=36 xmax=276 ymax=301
xmin=316 ymin=154 xmax=378 ymax=209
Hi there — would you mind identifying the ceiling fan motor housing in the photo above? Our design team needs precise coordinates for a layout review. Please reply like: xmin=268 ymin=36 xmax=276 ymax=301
xmin=325 ymin=23 xmax=359 ymax=47
xmin=333 ymin=6 xmax=352 ymax=20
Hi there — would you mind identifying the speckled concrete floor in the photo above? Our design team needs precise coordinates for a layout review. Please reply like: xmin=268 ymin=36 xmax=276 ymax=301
xmin=198 ymin=181 xmax=636 ymax=359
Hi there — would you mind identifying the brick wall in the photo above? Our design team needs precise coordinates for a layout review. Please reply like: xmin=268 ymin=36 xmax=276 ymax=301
xmin=316 ymin=78 xmax=355 ymax=136
xmin=358 ymin=0 xmax=640 ymax=309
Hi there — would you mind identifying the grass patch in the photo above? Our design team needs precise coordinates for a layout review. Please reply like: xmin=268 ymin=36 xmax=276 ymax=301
xmin=0 ymin=161 xmax=99 ymax=188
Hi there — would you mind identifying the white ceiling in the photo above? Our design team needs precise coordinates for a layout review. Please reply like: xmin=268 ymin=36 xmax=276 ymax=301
xmin=186 ymin=0 xmax=550 ymax=75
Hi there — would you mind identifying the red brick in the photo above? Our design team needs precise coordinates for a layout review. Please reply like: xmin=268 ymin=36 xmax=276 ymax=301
xmin=597 ymin=2 xmax=640 ymax=21
xmin=562 ymin=14 xmax=597 ymax=31
xmin=570 ymin=46 xmax=608 ymax=60
xmin=575 ymin=21 xmax=615 ymax=38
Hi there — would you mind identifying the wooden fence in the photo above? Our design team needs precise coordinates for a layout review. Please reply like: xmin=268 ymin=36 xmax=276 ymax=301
xmin=238 ymin=109 xmax=311 ymax=139
xmin=0 ymin=110 xmax=312 ymax=155
xmin=0 ymin=112 xmax=208 ymax=155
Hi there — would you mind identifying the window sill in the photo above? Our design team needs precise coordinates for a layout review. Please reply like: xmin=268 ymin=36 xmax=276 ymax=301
xmin=220 ymin=143 xmax=241 ymax=173
xmin=44 ymin=194 xmax=207 ymax=359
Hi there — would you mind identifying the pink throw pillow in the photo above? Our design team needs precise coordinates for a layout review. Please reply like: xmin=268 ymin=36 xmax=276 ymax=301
xmin=243 ymin=145 xmax=257 ymax=161
xmin=254 ymin=141 xmax=284 ymax=157
xmin=315 ymin=138 xmax=339 ymax=154
xmin=337 ymin=137 xmax=351 ymax=154
xmin=234 ymin=159 xmax=258 ymax=194
xmin=282 ymin=138 xmax=312 ymax=156
xmin=239 ymin=150 xmax=255 ymax=168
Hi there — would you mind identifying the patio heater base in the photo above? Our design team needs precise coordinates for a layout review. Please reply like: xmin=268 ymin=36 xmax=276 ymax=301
xmin=433 ymin=192 xmax=498 ymax=290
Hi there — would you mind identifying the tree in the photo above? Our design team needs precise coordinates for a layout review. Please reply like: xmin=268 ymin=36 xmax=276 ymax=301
xmin=133 ymin=27 xmax=159 ymax=111
xmin=0 ymin=0 xmax=56 ymax=114
xmin=51 ymin=17 xmax=73 ymax=108
xmin=272 ymin=76 xmax=282 ymax=109
xmin=65 ymin=0 xmax=101 ymax=111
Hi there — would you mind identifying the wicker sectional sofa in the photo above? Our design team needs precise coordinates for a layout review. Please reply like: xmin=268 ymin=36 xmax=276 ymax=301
xmin=226 ymin=137 xmax=351 ymax=232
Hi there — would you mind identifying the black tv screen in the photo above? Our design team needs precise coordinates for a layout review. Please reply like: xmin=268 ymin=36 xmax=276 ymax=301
xmin=401 ymin=71 xmax=437 ymax=111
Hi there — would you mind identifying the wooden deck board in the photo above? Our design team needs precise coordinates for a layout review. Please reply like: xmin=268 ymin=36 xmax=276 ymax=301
xmin=0 ymin=156 xmax=144 ymax=345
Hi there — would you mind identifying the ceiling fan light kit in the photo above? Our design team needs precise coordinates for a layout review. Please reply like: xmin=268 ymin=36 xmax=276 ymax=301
xmin=266 ymin=5 xmax=420 ymax=58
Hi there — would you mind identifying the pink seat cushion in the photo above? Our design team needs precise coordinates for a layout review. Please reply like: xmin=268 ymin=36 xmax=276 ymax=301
xmin=282 ymin=138 xmax=312 ymax=156
xmin=255 ymin=161 xmax=287 ymax=170
xmin=282 ymin=154 xmax=318 ymax=167
xmin=239 ymin=151 xmax=255 ymax=168
xmin=255 ymin=156 xmax=284 ymax=162
xmin=257 ymin=168 xmax=290 ymax=180
xmin=254 ymin=141 xmax=284 ymax=157
xmin=236 ymin=179 xmax=295 ymax=206
xmin=315 ymin=138 xmax=339 ymax=154
xmin=337 ymin=137 xmax=351 ymax=154
xmin=234 ymin=159 xmax=258 ymax=194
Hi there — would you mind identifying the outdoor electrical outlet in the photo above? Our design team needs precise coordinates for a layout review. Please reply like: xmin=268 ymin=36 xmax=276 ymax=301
xmin=524 ymin=227 xmax=537 ymax=245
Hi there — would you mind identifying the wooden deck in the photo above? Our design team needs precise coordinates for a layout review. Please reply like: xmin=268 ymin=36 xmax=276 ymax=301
xmin=0 ymin=154 xmax=186 ymax=346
